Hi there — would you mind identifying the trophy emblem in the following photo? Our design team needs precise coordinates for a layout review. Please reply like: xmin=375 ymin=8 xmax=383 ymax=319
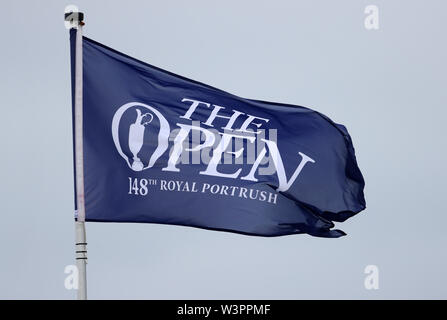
xmin=112 ymin=102 xmax=171 ymax=171
xmin=128 ymin=109 xmax=154 ymax=171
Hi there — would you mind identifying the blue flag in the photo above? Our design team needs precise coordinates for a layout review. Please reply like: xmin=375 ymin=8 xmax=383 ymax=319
xmin=70 ymin=30 xmax=365 ymax=237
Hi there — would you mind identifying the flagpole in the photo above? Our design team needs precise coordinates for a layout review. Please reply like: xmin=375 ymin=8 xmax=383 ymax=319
xmin=66 ymin=9 xmax=87 ymax=300
xmin=75 ymin=221 xmax=87 ymax=300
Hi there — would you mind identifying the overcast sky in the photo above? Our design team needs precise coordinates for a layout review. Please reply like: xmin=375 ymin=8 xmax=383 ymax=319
xmin=0 ymin=0 xmax=446 ymax=299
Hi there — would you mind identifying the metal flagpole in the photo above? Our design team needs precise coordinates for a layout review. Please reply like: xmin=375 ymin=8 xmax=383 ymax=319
xmin=75 ymin=221 xmax=87 ymax=300
xmin=65 ymin=9 xmax=87 ymax=300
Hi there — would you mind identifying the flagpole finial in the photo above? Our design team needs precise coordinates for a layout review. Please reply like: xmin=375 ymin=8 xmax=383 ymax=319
xmin=64 ymin=7 xmax=85 ymax=28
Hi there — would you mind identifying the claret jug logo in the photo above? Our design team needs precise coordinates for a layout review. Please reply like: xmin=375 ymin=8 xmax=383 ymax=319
xmin=111 ymin=99 xmax=316 ymax=193
xmin=112 ymin=102 xmax=170 ymax=171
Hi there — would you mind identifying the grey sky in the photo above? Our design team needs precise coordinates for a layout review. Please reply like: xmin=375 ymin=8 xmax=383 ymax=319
xmin=0 ymin=0 xmax=446 ymax=299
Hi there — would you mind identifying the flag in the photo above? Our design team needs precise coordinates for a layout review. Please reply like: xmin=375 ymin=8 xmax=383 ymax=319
xmin=70 ymin=29 xmax=366 ymax=238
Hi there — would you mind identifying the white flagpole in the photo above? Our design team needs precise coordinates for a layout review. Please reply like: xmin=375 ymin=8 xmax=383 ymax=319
xmin=74 ymin=19 xmax=87 ymax=301
xmin=66 ymin=9 xmax=88 ymax=300
xmin=75 ymin=221 xmax=87 ymax=300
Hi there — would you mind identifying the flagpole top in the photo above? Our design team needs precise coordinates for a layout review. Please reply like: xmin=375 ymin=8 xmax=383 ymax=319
xmin=64 ymin=11 xmax=85 ymax=28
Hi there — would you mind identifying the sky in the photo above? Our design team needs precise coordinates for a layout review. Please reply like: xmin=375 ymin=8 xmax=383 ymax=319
xmin=0 ymin=0 xmax=446 ymax=299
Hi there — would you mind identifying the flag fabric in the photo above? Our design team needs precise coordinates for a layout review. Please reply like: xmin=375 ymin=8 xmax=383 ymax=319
xmin=70 ymin=30 xmax=366 ymax=238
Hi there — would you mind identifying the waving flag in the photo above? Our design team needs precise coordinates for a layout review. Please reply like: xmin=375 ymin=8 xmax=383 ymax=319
xmin=70 ymin=29 xmax=366 ymax=238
